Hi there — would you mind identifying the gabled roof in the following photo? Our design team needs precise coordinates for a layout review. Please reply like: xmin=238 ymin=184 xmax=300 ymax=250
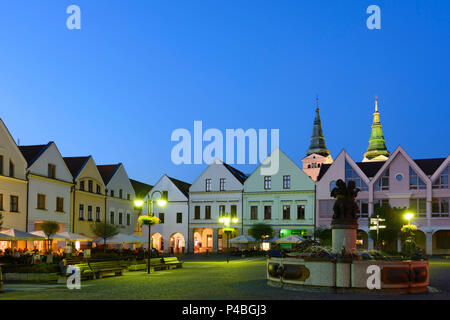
xmin=97 ymin=164 xmax=121 ymax=185
xmin=355 ymin=161 xmax=386 ymax=178
xmin=18 ymin=142 xmax=52 ymax=167
xmin=167 ymin=176 xmax=191 ymax=198
xmin=317 ymin=163 xmax=332 ymax=181
xmin=130 ymin=179 xmax=153 ymax=199
xmin=223 ymin=162 xmax=248 ymax=184
xmin=414 ymin=158 xmax=446 ymax=176
xmin=63 ymin=156 xmax=90 ymax=178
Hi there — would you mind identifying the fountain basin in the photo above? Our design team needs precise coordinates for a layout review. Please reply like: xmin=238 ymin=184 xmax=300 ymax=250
xmin=267 ymin=257 xmax=429 ymax=292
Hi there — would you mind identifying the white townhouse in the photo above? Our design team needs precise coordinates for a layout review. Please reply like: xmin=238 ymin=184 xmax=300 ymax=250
xmin=316 ymin=146 xmax=450 ymax=255
xmin=243 ymin=148 xmax=316 ymax=239
xmin=143 ymin=174 xmax=191 ymax=254
xmin=97 ymin=163 xmax=137 ymax=235
xmin=0 ymin=119 xmax=28 ymax=232
xmin=19 ymin=142 xmax=73 ymax=232
xmin=188 ymin=159 xmax=248 ymax=254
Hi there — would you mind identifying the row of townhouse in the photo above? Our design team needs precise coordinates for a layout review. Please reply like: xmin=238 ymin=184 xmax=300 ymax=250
xmin=0 ymin=119 xmax=148 ymax=240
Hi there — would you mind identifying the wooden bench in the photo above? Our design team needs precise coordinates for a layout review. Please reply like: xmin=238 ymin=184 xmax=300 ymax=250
xmin=162 ymin=257 xmax=183 ymax=269
xmin=69 ymin=263 xmax=94 ymax=280
xmin=88 ymin=261 xmax=125 ymax=279
xmin=146 ymin=258 xmax=166 ymax=271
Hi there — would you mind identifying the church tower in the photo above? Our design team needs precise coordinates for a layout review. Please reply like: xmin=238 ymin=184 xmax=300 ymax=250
xmin=363 ymin=97 xmax=390 ymax=162
xmin=302 ymin=97 xmax=333 ymax=181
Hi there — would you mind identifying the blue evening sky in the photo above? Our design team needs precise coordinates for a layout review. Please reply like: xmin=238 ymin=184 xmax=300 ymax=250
xmin=0 ymin=1 xmax=449 ymax=185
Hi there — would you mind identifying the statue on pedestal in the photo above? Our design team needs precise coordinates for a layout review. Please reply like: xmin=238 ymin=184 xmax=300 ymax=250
xmin=330 ymin=179 xmax=360 ymax=226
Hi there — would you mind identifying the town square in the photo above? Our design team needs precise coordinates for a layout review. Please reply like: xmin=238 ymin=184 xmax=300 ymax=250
xmin=0 ymin=0 xmax=449 ymax=310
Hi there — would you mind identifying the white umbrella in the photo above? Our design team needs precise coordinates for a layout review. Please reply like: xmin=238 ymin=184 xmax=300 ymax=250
xmin=0 ymin=228 xmax=45 ymax=241
xmin=30 ymin=230 xmax=68 ymax=241
xmin=127 ymin=234 xmax=147 ymax=243
xmin=55 ymin=231 xmax=92 ymax=241
xmin=93 ymin=233 xmax=140 ymax=244
xmin=229 ymin=235 xmax=256 ymax=244
xmin=276 ymin=235 xmax=305 ymax=244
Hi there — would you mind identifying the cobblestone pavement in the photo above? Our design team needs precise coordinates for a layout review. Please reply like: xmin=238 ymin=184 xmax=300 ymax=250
xmin=0 ymin=257 xmax=449 ymax=300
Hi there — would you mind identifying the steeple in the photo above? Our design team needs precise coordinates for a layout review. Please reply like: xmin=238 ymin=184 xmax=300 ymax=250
xmin=363 ymin=97 xmax=390 ymax=161
xmin=306 ymin=97 xmax=330 ymax=157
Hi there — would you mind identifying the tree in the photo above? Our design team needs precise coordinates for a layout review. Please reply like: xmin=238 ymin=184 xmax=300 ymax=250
xmin=369 ymin=205 xmax=405 ymax=252
xmin=314 ymin=226 xmax=332 ymax=246
xmin=248 ymin=224 xmax=273 ymax=241
xmin=90 ymin=222 xmax=119 ymax=252
xmin=39 ymin=221 xmax=60 ymax=253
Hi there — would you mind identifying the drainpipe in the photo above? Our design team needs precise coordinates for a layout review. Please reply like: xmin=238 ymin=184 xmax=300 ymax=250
xmin=313 ymin=184 xmax=316 ymax=240
xmin=25 ymin=172 xmax=29 ymax=232
xmin=71 ymin=184 xmax=76 ymax=233
xmin=187 ymin=195 xmax=190 ymax=254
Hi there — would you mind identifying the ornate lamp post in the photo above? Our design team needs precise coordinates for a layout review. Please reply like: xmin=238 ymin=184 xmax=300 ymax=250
xmin=219 ymin=214 xmax=239 ymax=263
xmin=135 ymin=190 xmax=168 ymax=274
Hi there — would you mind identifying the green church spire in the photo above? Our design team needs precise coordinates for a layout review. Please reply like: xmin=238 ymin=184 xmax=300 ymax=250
xmin=363 ymin=98 xmax=390 ymax=161
xmin=306 ymin=97 xmax=330 ymax=157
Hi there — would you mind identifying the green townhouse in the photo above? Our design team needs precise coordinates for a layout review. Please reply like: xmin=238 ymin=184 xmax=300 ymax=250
xmin=243 ymin=148 xmax=316 ymax=240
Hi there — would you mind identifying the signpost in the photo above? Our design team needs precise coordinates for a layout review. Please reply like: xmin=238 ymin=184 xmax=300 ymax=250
xmin=370 ymin=215 xmax=386 ymax=251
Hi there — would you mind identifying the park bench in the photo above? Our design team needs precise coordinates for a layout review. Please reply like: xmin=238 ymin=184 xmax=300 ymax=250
xmin=162 ymin=257 xmax=183 ymax=269
xmin=65 ymin=263 xmax=94 ymax=280
xmin=146 ymin=258 xmax=166 ymax=271
xmin=88 ymin=260 xmax=125 ymax=279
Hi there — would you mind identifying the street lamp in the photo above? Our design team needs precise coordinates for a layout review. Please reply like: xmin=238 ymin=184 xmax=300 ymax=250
xmin=404 ymin=212 xmax=414 ymax=226
xmin=218 ymin=214 xmax=239 ymax=263
xmin=134 ymin=190 xmax=168 ymax=274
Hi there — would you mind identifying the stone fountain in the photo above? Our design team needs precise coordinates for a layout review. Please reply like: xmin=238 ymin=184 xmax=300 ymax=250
xmin=267 ymin=180 xmax=429 ymax=292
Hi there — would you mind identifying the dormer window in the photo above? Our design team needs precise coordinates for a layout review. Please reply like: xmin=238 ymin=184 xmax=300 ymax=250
xmin=80 ymin=181 xmax=85 ymax=191
xmin=88 ymin=180 xmax=93 ymax=192
xmin=48 ymin=164 xmax=56 ymax=179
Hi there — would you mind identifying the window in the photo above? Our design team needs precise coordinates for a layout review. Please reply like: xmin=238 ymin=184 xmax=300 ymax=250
xmin=318 ymin=200 xmax=335 ymax=218
xmin=409 ymin=167 xmax=426 ymax=190
xmin=159 ymin=212 xmax=164 ymax=223
xmin=176 ymin=212 xmax=182 ymax=223
xmin=0 ymin=193 xmax=3 ymax=211
xmin=395 ymin=174 xmax=403 ymax=182
xmin=110 ymin=211 xmax=115 ymax=224
xmin=56 ymin=197 xmax=64 ymax=212
xmin=79 ymin=204 xmax=84 ymax=220
xmin=110 ymin=190 xmax=115 ymax=197
xmin=194 ymin=206 xmax=200 ymax=219
xmin=96 ymin=185 xmax=101 ymax=194
xmin=205 ymin=179 xmax=211 ymax=192
xmin=282 ymin=205 xmax=290 ymax=220
xmin=220 ymin=178 xmax=225 ymax=191
xmin=375 ymin=169 xmax=389 ymax=191
xmin=88 ymin=180 xmax=93 ymax=193
xmin=250 ymin=206 xmax=258 ymax=220
xmin=330 ymin=180 xmax=337 ymax=193
xmin=410 ymin=198 xmax=426 ymax=217
xmin=374 ymin=199 xmax=389 ymax=211
xmin=433 ymin=167 xmax=449 ymax=189
xmin=48 ymin=164 xmax=56 ymax=178
xmin=345 ymin=161 xmax=368 ymax=191
xmin=356 ymin=200 xmax=369 ymax=218
xmin=118 ymin=212 xmax=123 ymax=225
xmin=264 ymin=176 xmax=271 ymax=190
xmin=9 ymin=160 xmax=14 ymax=178
xmin=205 ymin=206 xmax=211 ymax=219
xmin=126 ymin=213 xmax=130 ymax=226
xmin=283 ymin=176 xmax=291 ymax=189
xmin=0 ymin=155 xmax=3 ymax=175
xmin=87 ymin=206 xmax=93 ymax=221
xmin=297 ymin=205 xmax=305 ymax=220
xmin=37 ymin=194 xmax=46 ymax=210
xmin=119 ymin=189 xmax=123 ymax=199
xmin=264 ymin=206 xmax=271 ymax=220
xmin=432 ymin=198 xmax=449 ymax=218
xmin=219 ymin=205 xmax=225 ymax=217
xmin=96 ymin=207 xmax=101 ymax=221
xmin=10 ymin=195 xmax=19 ymax=212
xmin=80 ymin=181 xmax=85 ymax=191
xmin=127 ymin=194 xmax=130 ymax=200
xmin=231 ymin=205 xmax=237 ymax=218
